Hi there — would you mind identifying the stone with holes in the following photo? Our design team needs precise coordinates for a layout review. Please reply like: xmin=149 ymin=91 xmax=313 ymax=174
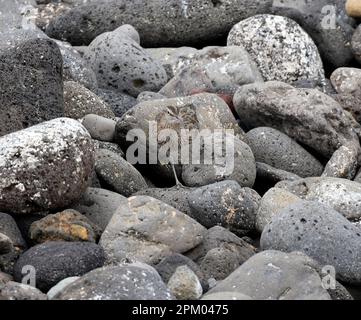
xmin=84 ymin=26 xmax=167 ymax=97
xmin=261 ymin=201 xmax=361 ymax=285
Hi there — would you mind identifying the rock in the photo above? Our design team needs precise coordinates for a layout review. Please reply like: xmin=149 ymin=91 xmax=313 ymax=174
xmin=0 ymin=118 xmax=94 ymax=214
xmin=54 ymin=263 xmax=174 ymax=300
xmin=0 ymin=0 xmax=38 ymax=31
xmin=182 ymin=133 xmax=257 ymax=188
xmin=261 ymin=201 xmax=361 ymax=285
xmin=47 ymin=277 xmax=80 ymax=300
xmin=0 ymin=28 xmax=48 ymax=53
xmin=207 ymin=250 xmax=331 ymax=300
xmin=14 ymin=241 xmax=106 ymax=291
xmin=147 ymin=47 xmax=197 ymax=79
xmin=200 ymin=246 xmax=242 ymax=281
xmin=114 ymin=24 xmax=140 ymax=44
xmin=227 ymin=14 xmax=324 ymax=84
xmin=135 ymin=186 xmax=194 ymax=217
xmin=245 ymin=127 xmax=324 ymax=178
xmin=332 ymin=91 xmax=361 ymax=123
xmin=186 ymin=226 xmax=256 ymax=264
xmin=84 ymin=26 xmax=167 ymax=97
xmin=0 ymin=213 xmax=27 ymax=250
xmin=45 ymin=0 xmax=273 ymax=47
xmin=352 ymin=25 xmax=361 ymax=64
xmin=63 ymin=81 xmax=114 ymax=119
xmin=256 ymin=188 xmax=302 ymax=233
xmin=167 ymin=265 xmax=203 ymax=300
xmin=82 ymin=114 xmax=116 ymax=142
xmin=0 ymin=38 xmax=64 ymax=136
xmin=0 ymin=282 xmax=47 ymax=300
xmin=322 ymin=142 xmax=360 ymax=179
xmin=93 ymin=140 xmax=124 ymax=158
xmin=155 ymin=253 xmax=207 ymax=290
xmin=55 ymin=40 xmax=97 ymax=90
xmin=95 ymin=149 xmax=147 ymax=197
xmin=0 ymin=234 xmax=13 ymax=255
xmin=116 ymin=93 xmax=244 ymax=182
xmin=160 ymin=46 xmax=263 ymax=97
xmin=256 ymin=162 xmax=302 ymax=185
xmin=331 ymin=67 xmax=361 ymax=94
xmin=275 ymin=177 xmax=361 ymax=222
xmin=233 ymin=81 xmax=360 ymax=158
xmin=94 ymin=88 xmax=137 ymax=118
xmin=202 ymin=292 xmax=252 ymax=300
xmin=346 ymin=0 xmax=361 ymax=17
xmin=330 ymin=67 xmax=361 ymax=123
xmin=29 ymin=209 xmax=101 ymax=244
xmin=0 ymin=212 xmax=27 ymax=274
xmin=188 ymin=181 xmax=260 ymax=236
xmin=99 ymin=196 xmax=206 ymax=265
xmin=71 ymin=188 xmax=127 ymax=231
xmin=271 ymin=0 xmax=356 ymax=68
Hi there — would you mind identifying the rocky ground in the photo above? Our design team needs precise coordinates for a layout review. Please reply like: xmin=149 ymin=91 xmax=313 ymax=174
xmin=1 ymin=0 xmax=361 ymax=300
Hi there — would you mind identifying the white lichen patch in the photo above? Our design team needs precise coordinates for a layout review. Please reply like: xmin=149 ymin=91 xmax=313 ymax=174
xmin=0 ymin=118 xmax=94 ymax=214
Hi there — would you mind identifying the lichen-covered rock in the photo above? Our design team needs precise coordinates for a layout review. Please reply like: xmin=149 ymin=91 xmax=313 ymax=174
xmin=331 ymin=67 xmax=361 ymax=94
xmin=99 ymin=196 xmax=206 ymax=265
xmin=0 ymin=118 xmax=95 ymax=214
xmin=245 ymin=127 xmax=323 ymax=178
xmin=276 ymin=177 xmax=361 ymax=222
xmin=322 ymin=142 xmax=360 ymax=179
xmin=227 ymin=14 xmax=325 ymax=84
xmin=84 ymin=26 xmax=167 ymax=97
xmin=53 ymin=263 xmax=174 ymax=300
xmin=233 ymin=81 xmax=360 ymax=158
xmin=167 ymin=265 xmax=203 ymax=300
xmin=63 ymin=81 xmax=114 ymax=119
xmin=0 ymin=38 xmax=64 ymax=136
xmin=271 ymin=0 xmax=356 ymax=68
xmin=160 ymin=46 xmax=263 ymax=97
xmin=29 ymin=209 xmax=101 ymax=244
